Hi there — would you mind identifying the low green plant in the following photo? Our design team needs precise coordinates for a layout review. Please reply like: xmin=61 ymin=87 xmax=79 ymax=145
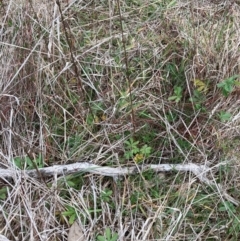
xmin=61 ymin=205 xmax=79 ymax=225
xmin=166 ymin=111 xmax=178 ymax=123
xmin=219 ymin=201 xmax=240 ymax=238
xmin=100 ymin=188 xmax=113 ymax=203
xmin=0 ymin=187 xmax=8 ymax=200
xmin=138 ymin=111 xmax=154 ymax=120
xmin=165 ymin=62 xmax=186 ymax=86
xmin=66 ymin=134 xmax=83 ymax=157
xmin=124 ymin=138 xmax=152 ymax=163
xmin=97 ymin=227 xmax=118 ymax=241
xmin=140 ymin=144 xmax=152 ymax=156
xmin=124 ymin=138 xmax=140 ymax=159
xmin=189 ymin=89 xmax=206 ymax=111
xmin=168 ymin=86 xmax=183 ymax=103
xmin=55 ymin=173 xmax=85 ymax=202
xmin=219 ymin=201 xmax=236 ymax=214
xmin=13 ymin=155 xmax=43 ymax=170
xmin=117 ymin=91 xmax=130 ymax=111
xmin=218 ymin=111 xmax=232 ymax=122
xmin=227 ymin=216 xmax=240 ymax=238
xmin=177 ymin=137 xmax=191 ymax=151
xmin=217 ymin=75 xmax=240 ymax=97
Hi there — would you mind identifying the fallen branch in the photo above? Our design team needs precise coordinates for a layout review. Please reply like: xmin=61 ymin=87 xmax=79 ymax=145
xmin=0 ymin=161 xmax=238 ymax=205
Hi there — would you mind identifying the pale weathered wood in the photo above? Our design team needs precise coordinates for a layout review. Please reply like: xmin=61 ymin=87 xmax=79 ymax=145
xmin=0 ymin=162 xmax=210 ymax=179
xmin=0 ymin=161 xmax=238 ymax=205
xmin=0 ymin=234 xmax=11 ymax=241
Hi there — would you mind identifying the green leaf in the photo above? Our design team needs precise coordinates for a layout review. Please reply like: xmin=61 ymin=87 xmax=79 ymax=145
xmin=13 ymin=157 xmax=22 ymax=169
xmin=174 ymin=86 xmax=183 ymax=95
xmin=140 ymin=145 xmax=152 ymax=156
xmin=217 ymin=75 xmax=240 ymax=96
xmin=133 ymin=147 xmax=140 ymax=154
xmin=66 ymin=180 xmax=76 ymax=187
xmin=106 ymin=190 xmax=112 ymax=195
xmin=168 ymin=96 xmax=178 ymax=101
xmin=124 ymin=138 xmax=141 ymax=159
xmin=62 ymin=210 xmax=73 ymax=216
xmin=69 ymin=214 xmax=77 ymax=224
xmin=88 ymin=209 xmax=102 ymax=213
xmin=97 ymin=236 xmax=106 ymax=241
xmin=110 ymin=233 xmax=118 ymax=241
xmin=124 ymin=151 xmax=133 ymax=159
xmin=219 ymin=201 xmax=236 ymax=213
xmin=218 ymin=111 xmax=231 ymax=122
xmin=25 ymin=157 xmax=34 ymax=168
xmin=168 ymin=86 xmax=183 ymax=103
xmin=106 ymin=228 xmax=111 ymax=240
xmin=0 ymin=187 xmax=7 ymax=200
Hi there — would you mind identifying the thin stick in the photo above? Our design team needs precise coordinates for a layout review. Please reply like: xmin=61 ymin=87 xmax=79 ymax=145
xmin=0 ymin=161 xmax=238 ymax=205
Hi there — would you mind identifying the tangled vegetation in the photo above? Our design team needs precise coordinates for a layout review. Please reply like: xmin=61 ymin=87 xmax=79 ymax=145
xmin=0 ymin=0 xmax=240 ymax=240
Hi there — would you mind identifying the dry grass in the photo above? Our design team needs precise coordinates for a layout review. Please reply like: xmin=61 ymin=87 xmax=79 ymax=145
xmin=0 ymin=0 xmax=240 ymax=240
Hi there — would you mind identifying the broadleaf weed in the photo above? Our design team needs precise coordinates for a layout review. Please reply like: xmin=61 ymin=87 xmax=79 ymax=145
xmin=168 ymin=86 xmax=183 ymax=103
xmin=217 ymin=75 xmax=240 ymax=97
xmin=97 ymin=227 xmax=118 ymax=241
xmin=124 ymin=138 xmax=152 ymax=162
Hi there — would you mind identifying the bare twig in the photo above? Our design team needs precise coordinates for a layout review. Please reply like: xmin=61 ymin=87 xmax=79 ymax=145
xmin=116 ymin=0 xmax=136 ymax=133
xmin=0 ymin=161 xmax=238 ymax=205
